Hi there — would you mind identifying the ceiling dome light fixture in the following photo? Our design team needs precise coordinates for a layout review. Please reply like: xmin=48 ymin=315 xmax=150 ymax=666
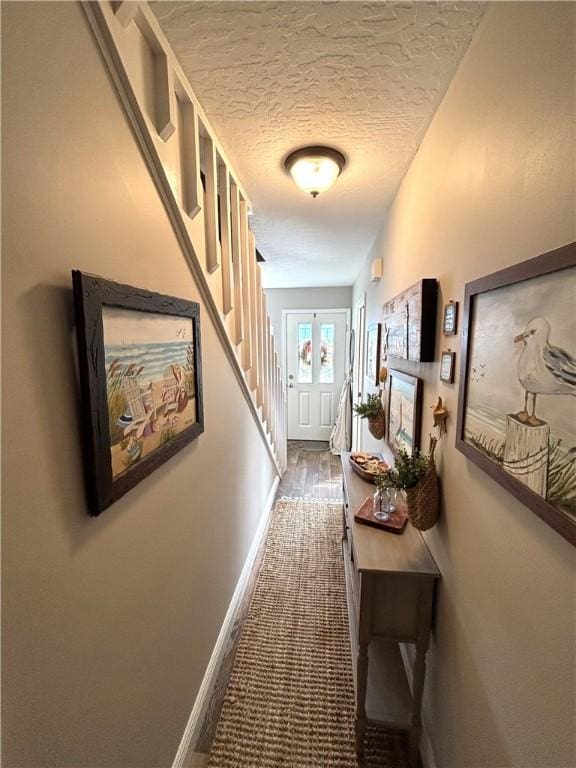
xmin=284 ymin=146 xmax=346 ymax=198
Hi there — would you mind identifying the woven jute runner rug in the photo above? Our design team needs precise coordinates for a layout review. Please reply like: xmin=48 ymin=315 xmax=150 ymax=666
xmin=207 ymin=497 xmax=410 ymax=768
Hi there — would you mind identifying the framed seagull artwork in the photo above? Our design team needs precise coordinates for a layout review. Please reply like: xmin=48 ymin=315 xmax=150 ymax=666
xmin=456 ymin=242 xmax=576 ymax=546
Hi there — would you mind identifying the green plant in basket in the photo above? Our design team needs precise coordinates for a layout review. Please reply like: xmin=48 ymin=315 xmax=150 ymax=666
xmin=376 ymin=448 xmax=428 ymax=491
xmin=353 ymin=393 xmax=383 ymax=419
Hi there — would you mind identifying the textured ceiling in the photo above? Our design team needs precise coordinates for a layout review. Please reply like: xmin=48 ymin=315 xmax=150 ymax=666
xmin=152 ymin=1 xmax=485 ymax=288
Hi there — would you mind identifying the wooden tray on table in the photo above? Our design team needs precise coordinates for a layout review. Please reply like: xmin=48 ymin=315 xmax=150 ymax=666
xmin=348 ymin=453 xmax=390 ymax=484
xmin=354 ymin=496 xmax=408 ymax=534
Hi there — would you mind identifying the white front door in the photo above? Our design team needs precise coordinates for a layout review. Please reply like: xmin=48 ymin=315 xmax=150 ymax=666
xmin=286 ymin=311 xmax=348 ymax=441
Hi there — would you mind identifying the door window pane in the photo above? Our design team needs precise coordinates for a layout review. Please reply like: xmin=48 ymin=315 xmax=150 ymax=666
xmin=319 ymin=323 xmax=335 ymax=384
xmin=298 ymin=323 xmax=312 ymax=383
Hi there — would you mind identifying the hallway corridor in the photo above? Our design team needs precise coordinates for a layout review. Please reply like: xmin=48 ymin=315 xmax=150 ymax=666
xmin=4 ymin=3 xmax=575 ymax=767
xmin=194 ymin=443 xmax=411 ymax=768
xmin=196 ymin=442 xmax=343 ymax=758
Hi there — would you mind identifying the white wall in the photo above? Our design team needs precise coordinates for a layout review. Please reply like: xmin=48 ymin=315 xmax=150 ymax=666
xmin=1 ymin=4 xmax=277 ymax=767
xmin=353 ymin=3 xmax=575 ymax=767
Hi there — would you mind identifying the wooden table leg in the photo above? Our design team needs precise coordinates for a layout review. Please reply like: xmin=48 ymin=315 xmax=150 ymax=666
xmin=408 ymin=645 xmax=425 ymax=767
xmin=356 ymin=574 xmax=374 ymax=757
xmin=408 ymin=580 xmax=435 ymax=767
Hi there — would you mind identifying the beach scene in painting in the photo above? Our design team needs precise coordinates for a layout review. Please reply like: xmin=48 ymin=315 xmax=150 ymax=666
xmin=464 ymin=266 xmax=576 ymax=518
xmin=389 ymin=376 xmax=418 ymax=455
xmin=102 ymin=307 xmax=197 ymax=480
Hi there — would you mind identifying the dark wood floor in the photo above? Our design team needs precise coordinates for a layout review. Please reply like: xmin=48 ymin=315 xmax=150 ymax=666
xmin=278 ymin=440 xmax=343 ymax=499
xmin=193 ymin=441 xmax=343 ymax=762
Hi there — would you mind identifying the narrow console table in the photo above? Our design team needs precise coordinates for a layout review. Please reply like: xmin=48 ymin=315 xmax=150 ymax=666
xmin=340 ymin=452 xmax=441 ymax=766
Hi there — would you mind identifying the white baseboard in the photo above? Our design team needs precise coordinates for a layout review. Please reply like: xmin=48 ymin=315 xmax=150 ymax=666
xmin=399 ymin=643 xmax=439 ymax=768
xmin=172 ymin=476 xmax=280 ymax=768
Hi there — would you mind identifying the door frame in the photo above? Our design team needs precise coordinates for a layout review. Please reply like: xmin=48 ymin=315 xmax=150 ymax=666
xmin=352 ymin=295 xmax=366 ymax=451
xmin=282 ymin=308 xmax=351 ymax=441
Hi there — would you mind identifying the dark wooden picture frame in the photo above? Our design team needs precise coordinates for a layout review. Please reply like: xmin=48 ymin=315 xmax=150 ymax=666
xmin=443 ymin=301 xmax=458 ymax=335
xmin=365 ymin=322 xmax=381 ymax=385
xmin=385 ymin=369 xmax=423 ymax=456
xmin=455 ymin=242 xmax=576 ymax=546
xmin=73 ymin=271 xmax=204 ymax=515
xmin=440 ymin=351 xmax=456 ymax=383
xmin=382 ymin=278 xmax=437 ymax=363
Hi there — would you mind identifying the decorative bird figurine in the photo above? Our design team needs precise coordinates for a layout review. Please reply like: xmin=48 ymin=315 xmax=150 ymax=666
xmin=514 ymin=317 xmax=576 ymax=426
xmin=431 ymin=397 xmax=449 ymax=436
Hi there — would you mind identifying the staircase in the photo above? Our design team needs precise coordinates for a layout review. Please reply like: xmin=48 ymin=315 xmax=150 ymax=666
xmin=84 ymin=0 xmax=287 ymax=474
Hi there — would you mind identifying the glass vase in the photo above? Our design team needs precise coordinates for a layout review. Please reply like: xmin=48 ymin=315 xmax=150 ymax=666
xmin=373 ymin=486 xmax=396 ymax=522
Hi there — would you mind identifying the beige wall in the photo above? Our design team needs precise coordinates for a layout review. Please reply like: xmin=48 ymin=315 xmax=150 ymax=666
xmin=1 ymin=3 xmax=277 ymax=767
xmin=353 ymin=3 xmax=575 ymax=766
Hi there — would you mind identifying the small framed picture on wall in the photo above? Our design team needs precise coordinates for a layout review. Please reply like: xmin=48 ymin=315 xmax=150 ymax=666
xmin=440 ymin=350 xmax=456 ymax=383
xmin=365 ymin=323 xmax=381 ymax=385
xmin=443 ymin=301 xmax=458 ymax=335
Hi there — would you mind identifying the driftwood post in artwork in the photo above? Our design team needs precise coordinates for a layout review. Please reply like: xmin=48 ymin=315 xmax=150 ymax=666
xmin=502 ymin=415 xmax=550 ymax=497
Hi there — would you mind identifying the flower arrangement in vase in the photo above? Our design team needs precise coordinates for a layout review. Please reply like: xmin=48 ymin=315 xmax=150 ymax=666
xmin=377 ymin=438 xmax=440 ymax=530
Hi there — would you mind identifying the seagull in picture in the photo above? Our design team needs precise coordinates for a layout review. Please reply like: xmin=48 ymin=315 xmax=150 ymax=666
xmin=514 ymin=317 xmax=576 ymax=425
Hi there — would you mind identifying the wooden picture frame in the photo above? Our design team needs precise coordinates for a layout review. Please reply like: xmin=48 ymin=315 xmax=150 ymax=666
xmin=443 ymin=301 xmax=458 ymax=335
xmin=382 ymin=279 xmax=437 ymax=362
xmin=455 ymin=242 xmax=576 ymax=546
xmin=365 ymin=323 xmax=381 ymax=385
xmin=385 ymin=369 xmax=423 ymax=456
xmin=73 ymin=271 xmax=204 ymax=515
xmin=440 ymin=351 xmax=456 ymax=383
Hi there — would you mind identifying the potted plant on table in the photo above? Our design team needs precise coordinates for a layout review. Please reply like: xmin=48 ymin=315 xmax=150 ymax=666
xmin=377 ymin=438 xmax=440 ymax=530
xmin=353 ymin=393 xmax=386 ymax=439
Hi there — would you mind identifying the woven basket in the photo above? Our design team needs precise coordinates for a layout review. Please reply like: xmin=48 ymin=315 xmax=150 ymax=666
xmin=367 ymin=408 xmax=386 ymax=440
xmin=406 ymin=438 xmax=440 ymax=531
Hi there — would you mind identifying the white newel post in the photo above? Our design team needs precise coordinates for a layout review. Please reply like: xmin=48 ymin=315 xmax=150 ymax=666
xmin=261 ymin=296 xmax=268 ymax=426
xmin=273 ymin=353 xmax=279 ymax=456
xmin=262 ymin=310 xmax=267 ymax=424
xmin=268 ymin=329 xmax=274 ymax=439
xmin=281 ymin=384 xmax=287 ymax=471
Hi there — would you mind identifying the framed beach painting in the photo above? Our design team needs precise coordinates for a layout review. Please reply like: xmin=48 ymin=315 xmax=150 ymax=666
xmin=365 ymin=323 xmax=381 ymax=385
xmin=73 ymin=271 xmax=204 ymax=514
xmin=455 ymin=243 xmax=576 ymax=545
xmin=385 ymin=369 xmax=423 ymax=456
